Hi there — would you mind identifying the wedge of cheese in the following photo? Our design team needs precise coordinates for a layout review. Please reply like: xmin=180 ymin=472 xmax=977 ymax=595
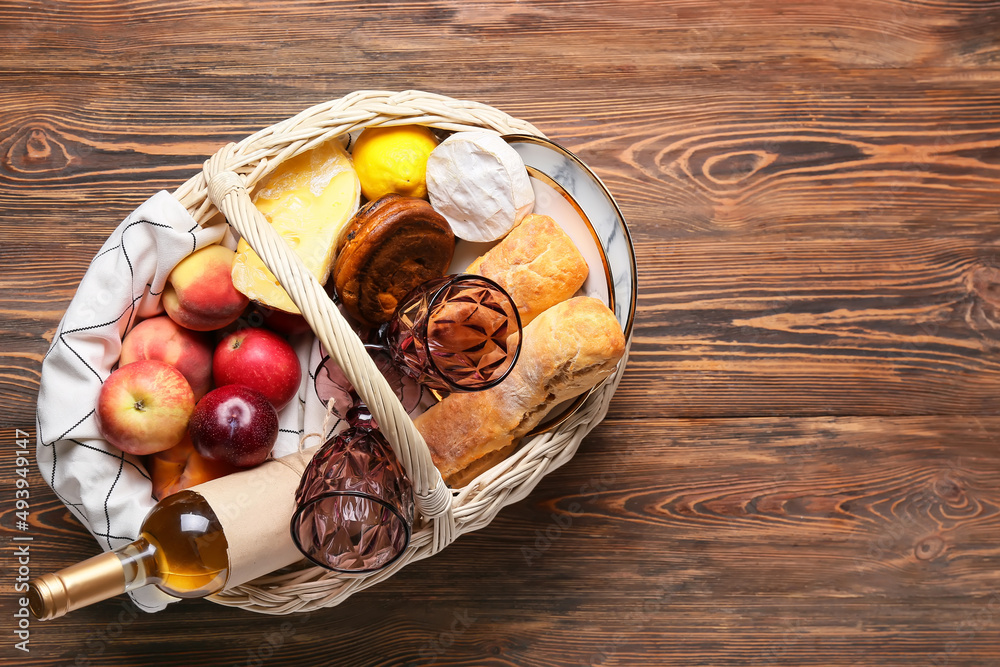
xmin=232 ymin=138 xmax=361 ymax=314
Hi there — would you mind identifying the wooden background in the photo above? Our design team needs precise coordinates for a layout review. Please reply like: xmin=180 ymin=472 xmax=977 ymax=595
xmin=3 ymin=1 xmax=1000 ymax=665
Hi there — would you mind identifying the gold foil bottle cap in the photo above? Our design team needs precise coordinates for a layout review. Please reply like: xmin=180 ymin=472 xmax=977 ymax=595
xmin=28 ymin=551 xmax=127 ymax=620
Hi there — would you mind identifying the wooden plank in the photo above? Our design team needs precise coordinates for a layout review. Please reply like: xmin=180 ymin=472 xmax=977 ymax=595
xmin=1 ymin=1 xmax=999 ymax=71
xmin=617 ymin=235 xmax=1000 ymax=417
xmin=3 ymin=72 xmax=1000 ymax=240
xmin=4 ymin=416 xmax=999 ymax=666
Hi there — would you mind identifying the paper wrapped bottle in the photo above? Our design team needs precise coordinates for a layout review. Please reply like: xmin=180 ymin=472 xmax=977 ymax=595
xmin=28 ymin=447 xmax=316 ymax=620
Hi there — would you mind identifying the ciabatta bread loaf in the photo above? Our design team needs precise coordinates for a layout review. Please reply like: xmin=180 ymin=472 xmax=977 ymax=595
xmin=415 ymin=296 xmax=625 ymax=485
xmin=466 ymin=213 xmax=588 ymax=326
xmin=445 ymin=442 xmax=517 ymax=489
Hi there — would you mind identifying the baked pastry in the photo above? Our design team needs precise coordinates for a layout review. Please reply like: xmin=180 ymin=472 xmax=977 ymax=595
xmin=466 ymin=213 xmax=588 ymax=325
xmin=414 ymin=296 xmax=625 ymax=486
xmin=333 ymin=194 xmax=455 ymax=327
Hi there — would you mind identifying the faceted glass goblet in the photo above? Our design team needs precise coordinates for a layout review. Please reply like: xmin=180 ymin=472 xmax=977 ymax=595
xmin=314 ymin=343 xmax=423 ymax=425
xmin=290 ymin=427 xmax=413 ymax=573
xmin=382 ymin=274 xmax=522 ymax=392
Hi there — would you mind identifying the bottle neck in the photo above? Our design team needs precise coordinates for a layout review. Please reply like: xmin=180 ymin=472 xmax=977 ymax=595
xmin=115 ymin=537 xmax=160 ymax=592
xmin=28 ymin=538 xmax=159 ymax=621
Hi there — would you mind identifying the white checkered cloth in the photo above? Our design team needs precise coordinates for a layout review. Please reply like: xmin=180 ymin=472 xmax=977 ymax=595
xmin=35 ymin=191 xmax=333 ymax=612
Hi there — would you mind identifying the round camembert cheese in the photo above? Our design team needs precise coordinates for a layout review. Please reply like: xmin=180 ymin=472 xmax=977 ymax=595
xmin=426 ymin=131 xmax=535 ymax=242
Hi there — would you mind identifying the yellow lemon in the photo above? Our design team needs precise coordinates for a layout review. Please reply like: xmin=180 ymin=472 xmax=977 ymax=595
xmin=352 ymin=124 xmax=439 ymax=200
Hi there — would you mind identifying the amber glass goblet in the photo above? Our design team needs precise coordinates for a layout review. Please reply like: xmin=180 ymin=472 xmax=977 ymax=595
xmin=381 ymin=274 xmax=522 ymax=392
xmin=290 ymin=426 xmax=413 ymax=573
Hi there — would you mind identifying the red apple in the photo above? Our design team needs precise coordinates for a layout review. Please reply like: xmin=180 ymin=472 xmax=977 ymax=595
xmin=189 ymin=385 xmax=279 ymax=468
xmin=213 ymin=327 xmax=302 ymax=410
xmin=120 ymin=316 xmax=214 ymax=400
xmin=97 ymin=360 xmax=195 ymax=456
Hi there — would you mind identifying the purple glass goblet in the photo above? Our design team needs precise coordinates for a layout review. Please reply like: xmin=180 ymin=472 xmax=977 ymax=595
xmin=291 ymin=427 xmax=414 ymax=573
xmin=314 ymin=344 xmax=423 ymax=426
xmin=382 ymin=274 xmax=522 ymax=393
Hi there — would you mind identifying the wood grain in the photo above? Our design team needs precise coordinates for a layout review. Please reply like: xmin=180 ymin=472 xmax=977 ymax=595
xmin=2 ymin=0 xmax=1000 ymax=665
xmin=4 ymin=416 xmax=1000 ymax=666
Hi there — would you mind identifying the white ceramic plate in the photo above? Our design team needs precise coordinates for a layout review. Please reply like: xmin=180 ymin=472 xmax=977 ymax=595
xmin=503 ymin=135 xmax=636 ymax=338
xmin=447 ymin=135 xmax=635 ymax=432
xmin=449 ymin=172 xmax=612 ymax=314
xmin=451 ymin=136 xmax=635 ymax=335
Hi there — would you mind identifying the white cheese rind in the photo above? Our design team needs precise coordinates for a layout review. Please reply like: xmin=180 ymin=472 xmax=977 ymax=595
xmin=426 ymin=131 xmax=535 ymax=242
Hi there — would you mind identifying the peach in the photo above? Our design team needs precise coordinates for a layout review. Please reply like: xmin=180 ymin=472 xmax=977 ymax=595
xmin=163 ymin=245 xmax=249 ymax=332
xmin=147 ymin=433 xmax=239 ymax=501
xmin=121 ymin=316 xmax=214 ymax=400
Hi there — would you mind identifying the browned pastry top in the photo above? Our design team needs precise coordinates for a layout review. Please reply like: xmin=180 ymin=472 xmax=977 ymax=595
xmin=333 ymin=194 xmax=455 ymax=327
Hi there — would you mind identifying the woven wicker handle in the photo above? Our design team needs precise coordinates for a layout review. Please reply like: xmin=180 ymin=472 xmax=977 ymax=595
xmin=201 ymin=149 xmax=455 ymax=546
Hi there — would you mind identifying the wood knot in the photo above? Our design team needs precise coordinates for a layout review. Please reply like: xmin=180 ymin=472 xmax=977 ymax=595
xmin=3 ymin=123 xmax=73 ymax=175
xmin=26 ymin=129 xmax=53 ymax=160
xmin=963 ymin=265 xmax=1000 ymax=338
xmin=933 ymin=474 xmax=966 ymax=506
xmin=931 ymin=470 xmax=979 ymax=520
xmin=675 ymin=136 xmax=866 ymax=202
xmin=703 ymin=150 xmax=774 ymax=185
xmin=914 ymin=534 xmax=945 ymax=561
xmin=968 ymin=265 xmax=1000 ymax=306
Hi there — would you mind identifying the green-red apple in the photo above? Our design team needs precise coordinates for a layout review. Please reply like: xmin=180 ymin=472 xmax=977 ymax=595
xmin=213 ymin=327 xmax=301 ymax=410
xmin=96 ymin=360 xmax=195 ymax=455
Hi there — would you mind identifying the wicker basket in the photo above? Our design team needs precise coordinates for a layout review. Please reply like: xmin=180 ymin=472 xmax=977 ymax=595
xmin=168 ymin=89 xmax=631 ymax=614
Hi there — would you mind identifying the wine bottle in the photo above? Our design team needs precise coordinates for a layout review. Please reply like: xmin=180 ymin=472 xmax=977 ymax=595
xmin=29 ymin=490 xmax=227 ymax=619
xmin=29 ymin=447 xmax=316 ymax=620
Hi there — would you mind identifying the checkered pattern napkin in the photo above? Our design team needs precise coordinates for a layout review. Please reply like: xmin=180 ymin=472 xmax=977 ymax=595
xmin=35 ymin=191 xmax=331 ymax=612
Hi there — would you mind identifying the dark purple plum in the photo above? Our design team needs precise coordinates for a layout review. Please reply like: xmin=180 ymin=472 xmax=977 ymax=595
xmin=190 ymin=385 xmax=279 ymax=468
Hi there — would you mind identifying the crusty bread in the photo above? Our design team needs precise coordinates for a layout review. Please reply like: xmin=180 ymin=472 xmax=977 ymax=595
xmin=415 ymin=296 xmax=625 ymax=486
xmin=466 ymin=213 xmax=588 ymax=326
xmin=443 ymin=442 xmax=518 ymax=489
